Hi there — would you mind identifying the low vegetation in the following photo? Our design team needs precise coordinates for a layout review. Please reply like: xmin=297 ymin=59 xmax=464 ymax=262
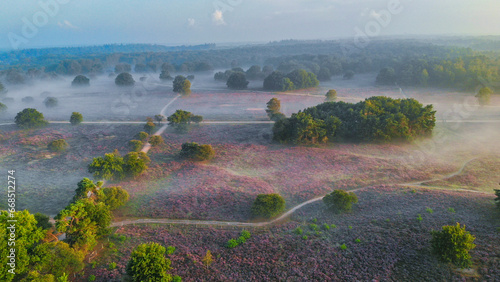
xmin=15 ymin=108 xmax=48 ymax=129
xmin=323 ymin=190 xmax=359 ymax=214
xmin=430 ymin=223 xmax=476 ymax=268
xmin=48 ymin=139 xmax=69 ymax=152
xmin=250 ymin=194 xmax=286 ymax=218
xmin=180 ymin=142 xmax=215 ymax=161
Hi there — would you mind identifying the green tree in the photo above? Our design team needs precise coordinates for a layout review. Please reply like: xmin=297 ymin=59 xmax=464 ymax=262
xmin=273 ymin=112 xmax=328 ymax=145
xmin=154 ymin=114 xmax=166 ymax=126
xmin=88 ymin=151 xmax=125 ymax=181
xmin=246 ymin=65 xmax=263 ymax=80
xmin=144 ymin=121 xmax=156 ymax=135
xmin=430 ymin=223 xmax=476 ymax=268
xmin=476 ymin=87 xmax=492 ymax=106
xmin=190 ymin=115 xmax=203 ymax=123
xmin=263 ymin=71 xmax=286 ymax=91
xmin=325 ymin=89 xmax=337 ymax=102
xmin=129 ymin=140 xmax=143 ymax=152
xmin=100 ymin=186 xmax=130 ymax=210
xmin=127 ymin=242 xmax=173 ymax=282
xmin=71 ymin=75 xmax=90 ymax=87
xmin=34 ymin=212 xmax=53 ymax=230
xmin=70 ymin=112 xmax=83 ymax=125
xmin=149 ymin=135 xmax=164 ymax=146
xmin=173 ymin=75 xmax=191 ymax=95
xmin=44 ymin=97 xmax=58 ymax=108
xmin=180 ymin=142 xmax=215 ymax=161
xmin=286 ymin=69 xmax=319 ymax=89
xmin=0 ymin=210 xmax=46 ymax=281
xmin=48 ymin=139 xmax=69 ymax=152
xmin=72 ymin=178 xmax=103 ymax=203
xmin=250 ymin=194 xmax=286 ymax=218
xmin=15 ymin=108 xmax=48 ymax=129
xmin=123 ymin=152 xmax=149 ymax=178
xmin=227 ymin=72 xmax=249 ymax=89
xmin=115 ymin=72 xmax=135 ymax=86
xmin=136 ymin=131 xmax=149 ymax=141
xmin=266 ymin=98 xmax=281 ymax=117
xmin=56 ymin=199 xmax=111 ymax=250
xmin=323 ymin=190 xmax=358 ymax=214
xmin=31 ymin=241 xmax=84 ymax=278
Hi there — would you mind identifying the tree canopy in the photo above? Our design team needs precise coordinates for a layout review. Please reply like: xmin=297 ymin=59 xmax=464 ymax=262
xmin=127 ymin=242 xmax=173 ymax=282
xmin=323 ymin=190 xmax=358 ymax=213
xmin=273 ymin=96 xmax=436 ymax=144
xmin=15 ymin=108 xmax=48 ymax=129
xmin=180 ymin=142 xmax=215 ymax=161
xmin=70 ymin=112 xmax=83 ymax=125
xmin=71 ymin=75 xmax=90 ymax=87
xmin=250 ymin=194 xmax=286 ymax=218
xmin=173 ymin=75 xmax=191 ymax=95
xmin=115 ymin=72 xmax=135 ymax=86
xmin=227 ymin=72 xmax=249 ymax=89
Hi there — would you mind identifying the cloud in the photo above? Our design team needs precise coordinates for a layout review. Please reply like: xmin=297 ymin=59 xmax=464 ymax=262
xmin=212 ymin=10 xmax=225 ymax=25
xmin=187 ymin=18 xmax=196 ymax=27
xmin=58 ymin=20 xmax=78 ymax=29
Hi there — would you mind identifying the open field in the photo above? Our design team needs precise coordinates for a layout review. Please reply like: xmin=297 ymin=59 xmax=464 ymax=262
xmin=87 ymin=186 xmax=499 ymax=281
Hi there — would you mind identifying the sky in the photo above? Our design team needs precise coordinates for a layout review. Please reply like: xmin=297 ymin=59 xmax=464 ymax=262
xmin=0 ymin=0 xmax=499 ymax=50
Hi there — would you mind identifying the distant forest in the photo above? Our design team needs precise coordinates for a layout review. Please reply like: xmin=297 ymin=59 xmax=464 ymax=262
xmin=1 ymin=37 xmax=499 ymax=91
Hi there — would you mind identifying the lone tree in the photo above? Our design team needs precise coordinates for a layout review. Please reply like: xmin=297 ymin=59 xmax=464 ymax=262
xmin=127 ymin=242 xmax=173 ymax=282
xmin=136 ymin=131 xmax=149 ymax=141
xmin=227 ymin=72 xmax=249 ymax=90
xmin=71 ymin=75 xmax=90 ymax=87
xmin=15 ymin=108 xmax=48 ymax=129
xmin=476 ymin=87 xmax=492 ymax=106
xmin=325 ymin=89 xmax=337 ymax=102
xmin=129 ymin=140 xmax=143 ymax=152
xmin=202 ymin=250 xmax=214 ymax=269
xmin=430 ymin=223 xmax=476 ymax=268
xmin=266 ymin=98 xmax=285 ymax=121
xmin=123 ymin=152 xmax=150 ymax=178
xmin=173 ymin=75 xmax=191 ymax=95
xmin=115 ymin=72 xmax=135 ymax=86
xmin=167 ymin=109 xmax=201 ymax=132
xmin=251 ymin=194 xmax=286 ymax=218
xmin=70 ymin=112 xmax=83 ymax=125
xmin=149 ymin=135 xmax=164 ymax=146
xmin=144 ymin=120 xmax=156 ymax=135
xmin=48 ymin=139 xmax=69 ymax=152
xmin=323 ymin=190 xmax=358 ymax=214
xmin=180 ymin=142 xmax=215 ymax=161
xmin=44 ymin=97 xmax=58 ymax=108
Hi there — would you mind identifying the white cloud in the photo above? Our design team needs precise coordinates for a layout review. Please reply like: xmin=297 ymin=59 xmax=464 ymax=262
xmin=58 ymin=20 xmax=78 ymax=29
xmin=187 ymin=18 xmax=196 ymax=27
xmin=212 ymin=10 xmax=225 ymax=25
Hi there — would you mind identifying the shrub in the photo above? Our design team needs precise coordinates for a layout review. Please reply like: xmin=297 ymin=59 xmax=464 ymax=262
xmin=15 ymin=108 xmax=48 ymax=129
xmin=309 ymin=224 xmax=319 ymax=231
xmin=323 ymin=190 xmax=358 ymax=214
xmin=173 ymin=75 xmax=191 ymax=95
xmin=123 ymin=152 xmax=149 ymax=178
xmin=250 ymin=193 xmax=286 ymax=218
xmin=88 ymin=151 xmax=125 ymax=181
xmin=426 ymin=207 xmax=434 ymax=214
xmin=322 ymin=224 xmax=330 ymax=230
xmin=44 ymin=97 xmax=58 ymax=108
xmin=294 ymin=227 xmax=303 ymax=235
xmin=108 ymin=262 xmax=117 ymax=270
xmin=476 ymin=87 xmax=492 ymax=106
xmin=448 ymin=207 xmax=456 ymax=213
xmin=48 ymin=139 xmax=69 ymax=152
xmin=129 ymin=140 xmax=143 ymax=152
xmin=330 ymin=224 xmax=337 ymax=229
xmin=127 ymin=243 xmax=172 ymax=281
xmin=115 ymin=72 xmax=135 ymax=86
xmin=70 ymin=112 xmax=83 ymax=125
xmin=180 ymin=142 xmax=215 ymax=161
xmin=302 ymin=235 xmax=308 ymax=240
xmin=149 ymin=135 xmax=164 ymax=146
xmin=430 ymin=223 xmax=476 ymax=268
xmin=417 ymin=214 xmax=423 ymax=222
xmin=166 ymin=246 xmax=176 ymax=255
xmin=136 ymin=131 xmax=149 ymax=141
xmin=355 ymin=238 xmax=361 ymax=243
xmin=144 ymin=121 xmax=156 ymax=134
xmin=340 ymin=244 xmax=347 ymax=250
xmin=101 ymin=186 xmax=129 ymax=210
xmin=88 ymin=275 xmax=96 ymax=281
xmin=236 ymin=236 xmax=246 ymax=244
xmin=241 ymin=230 xmax=251 ymax=240
xmin=226 ymin=239 xmax=238 ymax=248
xmin=72 ymin=75 xmax=90 ymax=87
xmin=325 ymin=89 xmax=337 ymax=101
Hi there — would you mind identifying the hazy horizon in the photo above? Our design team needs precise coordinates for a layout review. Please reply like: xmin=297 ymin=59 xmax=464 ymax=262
xmin=1 ymin=0 xmax=499 ymax=50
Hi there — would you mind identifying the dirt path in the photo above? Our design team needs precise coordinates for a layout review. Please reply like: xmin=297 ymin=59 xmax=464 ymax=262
xmin=111 ymin=158 xmax=492 ymax=228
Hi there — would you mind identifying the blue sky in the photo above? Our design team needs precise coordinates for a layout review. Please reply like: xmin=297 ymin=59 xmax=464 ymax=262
xmin=1 ymin=0 xmax=499 ymax=49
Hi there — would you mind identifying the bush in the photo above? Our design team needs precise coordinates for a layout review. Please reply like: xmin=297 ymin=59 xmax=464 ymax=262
xmin=48 ymin=139 xmax=69 ymax=152
xmin=294 ymin=227 xmax=303 ymax=235
xmin=115 ymin=72 xmax=135 ymax=86
xmin=173 ymin=75 xmax=191 ymax=95
xmin=44 ymin=97 xmax=58 ymax=108
xmin=325 ymin=89 xmax=337 ymax=101
xmin=136 ymin=131 xmax=149 ymax=141
xmin=241 ymin=230 xmax=251 ymax=239
xmin=149 ymin=135 xmax=164 ymax=146
xmin=72 ymin=75 xmax=90 ymax=87
xmin=101 ymin=187 xmax=129 ymax=210
xmin=70 ymin=112 xmax=83 ymax=125
xmin=236 ymin=236 xmax=246 ymax=244
xmin=250 ymin=193 xmax=286 ymax=218
xmin=129 ymin=140 xmax=143 ymax=152
xmin=166 ymin=246 xmax=176 ymax=255
xmin=226 ymin=72 xmax=249 ymax=89
xmin=123 ymin=152 xmax=149 ymax=178
xmin=323 ymin=190 xmax=358 ymax=214
xmin=108 ymin=262 xmax=117 ymax=270
xmin=226 ymin=239 xmax=238 ymax=249
xmin=476 ymin=87 xmax=492 ymax=106
xmin=340 ymin=244 xmax=347 ymax=250
xmin=430 ymin=223 xmax=476 ymax=268
xmin=144 ymin=121 xmax=156 ymax=135
xmin=180 ymin=142 xmax=215 ymax=161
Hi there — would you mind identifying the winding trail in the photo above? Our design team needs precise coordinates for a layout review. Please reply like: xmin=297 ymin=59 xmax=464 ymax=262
xmin=111 ymin=158 xmax=492 ymax=228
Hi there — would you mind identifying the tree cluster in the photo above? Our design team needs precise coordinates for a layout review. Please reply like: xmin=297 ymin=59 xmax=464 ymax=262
xmin=263 ymin=69 xmax=319 ymax=91
xmin=273 ymin=96 xmax=436 ymax=144
xmin=88 ymin=150 xmax=150 ymax=180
